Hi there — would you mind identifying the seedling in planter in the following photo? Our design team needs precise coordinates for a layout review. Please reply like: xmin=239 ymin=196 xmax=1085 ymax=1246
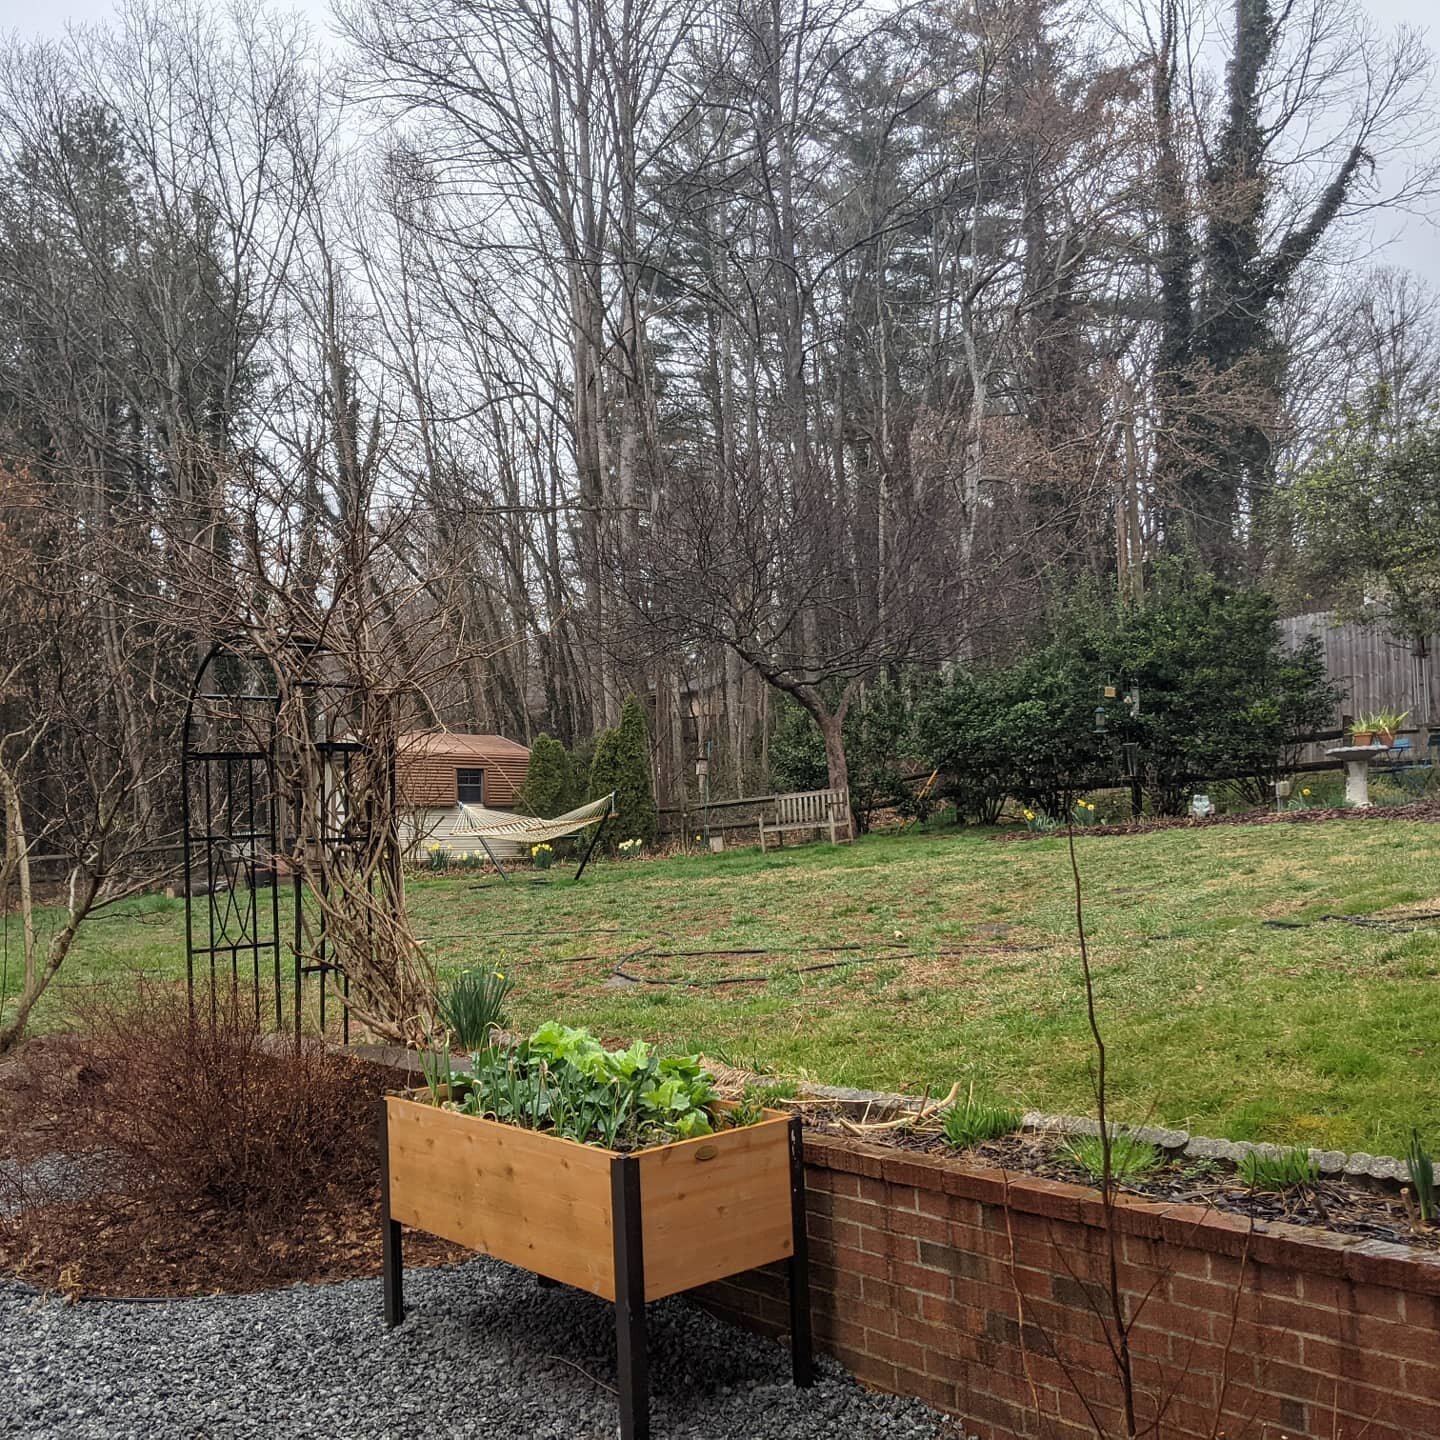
xmin=1405 ymin=1130 xmax=1436 ymax=1224
xmin=1239 ymin=1146 xmax=1320 ymax=1191
xmin=942 ymin=1086 xmax=1022 ymax=1150
xmin=419 ymin=1033 xmax=453 ymax=1107
xmin=1177 ymin=1158 xmax=1224 ymax=1183
xmin=1063 ymin=1131 xmax=1160 ymax=1183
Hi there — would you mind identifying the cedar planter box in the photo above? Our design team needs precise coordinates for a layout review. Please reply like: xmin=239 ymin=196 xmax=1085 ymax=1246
xmin=379 ymin=1094 xmax=812 ymax=1440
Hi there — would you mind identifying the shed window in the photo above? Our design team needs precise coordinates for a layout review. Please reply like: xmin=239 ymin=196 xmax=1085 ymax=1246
xmin=456 ymin=768 xmax=485 ymax=804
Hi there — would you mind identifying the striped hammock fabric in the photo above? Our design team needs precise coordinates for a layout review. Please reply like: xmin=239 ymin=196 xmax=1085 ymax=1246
xmin=450 ymin=792 xmax=614 ymax=843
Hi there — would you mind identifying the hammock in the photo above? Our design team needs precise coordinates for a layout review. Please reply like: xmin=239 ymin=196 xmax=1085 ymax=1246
xmin=452 ymin=792 xmax=615 ymax=843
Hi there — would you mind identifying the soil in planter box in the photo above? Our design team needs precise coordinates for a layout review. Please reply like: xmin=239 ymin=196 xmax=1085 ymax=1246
xmin=804 ymin=1110 xmax=1440 ymax=1253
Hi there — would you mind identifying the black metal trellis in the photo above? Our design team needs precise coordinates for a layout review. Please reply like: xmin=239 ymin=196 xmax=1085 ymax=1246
xmin=182 ymin=642 xmax=375 ymax=1043
xmin=182 ymin=644 xmax=286 ymax=1030
xmin=299 ymin=734 xmax=365 ymax=1045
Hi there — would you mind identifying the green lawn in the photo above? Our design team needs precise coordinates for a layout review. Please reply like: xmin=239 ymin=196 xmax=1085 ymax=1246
xmin=9 ymin=817 xmax=1440 ymax=1153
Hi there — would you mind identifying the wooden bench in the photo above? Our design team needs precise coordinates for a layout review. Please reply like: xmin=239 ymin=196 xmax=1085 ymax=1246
xmin=758 ymin=788 xmax=852 ymax=851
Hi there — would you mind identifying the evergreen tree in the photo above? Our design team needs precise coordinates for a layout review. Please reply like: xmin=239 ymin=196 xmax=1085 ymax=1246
xmin=519 ymin=733 xmax=576 ymax=817
xmin=589 ymin=696 xmax=658 ymax=846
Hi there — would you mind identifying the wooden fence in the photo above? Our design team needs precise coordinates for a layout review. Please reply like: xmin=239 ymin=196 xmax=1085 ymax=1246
xmin=1281 ymin=611 xmax=1439 ymax=765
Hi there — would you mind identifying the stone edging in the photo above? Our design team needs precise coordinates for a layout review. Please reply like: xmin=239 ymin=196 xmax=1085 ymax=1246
xmin=799 ymin=1081 xmax=1409 ymax=1184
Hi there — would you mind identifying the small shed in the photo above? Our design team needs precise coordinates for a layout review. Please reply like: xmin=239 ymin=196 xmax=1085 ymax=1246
xmin=396 ymin=731 xmax=532 ymax=858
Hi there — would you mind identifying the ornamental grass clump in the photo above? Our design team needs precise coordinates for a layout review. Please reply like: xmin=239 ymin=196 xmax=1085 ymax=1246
xmin=942 ymin=1087 xmax=1022 ymax=1150
xmin=1238 ymin=1146 xmax=1320 ymax=1192
xmin=436 ymin=968 xmax=513 ymax=1052
xmin=428 ymin=1022 xmax=746 ymax=1150
xmin=1064 ymin=1131 xmax=1161 ymax=1184
xmin=1405 ymin=1131 xmax=1436 ymax=1224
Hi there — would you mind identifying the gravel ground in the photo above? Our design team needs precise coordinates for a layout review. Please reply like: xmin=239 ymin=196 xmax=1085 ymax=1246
xmin=1 ymin=1257 xmax=959 ymax=1439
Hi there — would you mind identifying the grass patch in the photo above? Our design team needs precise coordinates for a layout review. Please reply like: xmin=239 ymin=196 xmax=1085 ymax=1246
xmin=8 ymin=818 xmax=1440 ymax=1153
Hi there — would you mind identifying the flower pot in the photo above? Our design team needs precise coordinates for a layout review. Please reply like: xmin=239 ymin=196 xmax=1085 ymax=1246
xmin=1351 ymin=731 xmax=1374 ymax=747
xmin=379 ymin=1094 xmax=811 ymax=1439
xmin=1377 ymin=731 xmax=1397 ymax=747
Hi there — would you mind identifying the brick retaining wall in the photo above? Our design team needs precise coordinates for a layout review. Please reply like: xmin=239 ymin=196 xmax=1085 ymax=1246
xmin=699 ymin=1133 xmax=1440 ymax=1439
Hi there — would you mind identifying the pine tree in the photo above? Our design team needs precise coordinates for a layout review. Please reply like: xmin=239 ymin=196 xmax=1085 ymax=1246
xmin=519 ymin=733 xmax=575 ymax=817
xmin=589 ymin=695 xmax=658 ymax=846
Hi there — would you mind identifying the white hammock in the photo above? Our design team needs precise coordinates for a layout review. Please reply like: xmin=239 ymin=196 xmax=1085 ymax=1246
xmin=451 ymin=792 xmax=614 ymax=843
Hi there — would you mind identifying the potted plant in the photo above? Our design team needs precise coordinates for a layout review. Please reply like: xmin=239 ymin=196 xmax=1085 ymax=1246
xmin=1349 ymin=715 xmax=1377 ymax=747
xmin=1370 ymin=709 xmax=1410 ymax=747
xmin=380 ymin=1024 xmax=811 ymax=1440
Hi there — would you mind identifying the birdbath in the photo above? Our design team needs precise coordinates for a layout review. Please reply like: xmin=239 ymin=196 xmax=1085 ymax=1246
xmin=1325 ymin=745 xmax=1386 ymax=808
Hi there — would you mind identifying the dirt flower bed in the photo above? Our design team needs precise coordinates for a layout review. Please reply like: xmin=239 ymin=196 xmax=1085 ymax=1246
xmin=803 ymin=1106 xmax=1440 ymax=1252
xmin=994 ymin=795 xmax=1440 ymax=840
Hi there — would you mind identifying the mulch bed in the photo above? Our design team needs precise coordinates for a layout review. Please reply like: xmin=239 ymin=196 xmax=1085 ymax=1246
xmin=0 ymin=1183 xmax=470 ymax=1299
xmin=0 ymin=1036 xmax=471 ymax=1299
xmin=993 ymin=797 xmax=1440 ymax=841
xmin=805 ymin=1110 xmax=1440 ymax=1252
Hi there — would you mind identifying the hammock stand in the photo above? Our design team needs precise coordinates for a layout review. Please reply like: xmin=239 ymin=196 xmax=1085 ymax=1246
xmin=450 ymin=792 xmax=616 ymax=882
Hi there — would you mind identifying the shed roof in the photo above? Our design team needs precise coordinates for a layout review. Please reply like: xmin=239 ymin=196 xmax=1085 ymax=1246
xmin=397 ymin=731 xmax=530 ymax=760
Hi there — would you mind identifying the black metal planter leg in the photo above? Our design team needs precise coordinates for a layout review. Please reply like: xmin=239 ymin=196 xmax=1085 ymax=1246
xmin=787 ymin=1116 xmax=814 ymax=1387
xmin=611 ymin=1155 xmax=649 ymax=1440
xmin=379 ymin=1100 xmax=404 ymax=1328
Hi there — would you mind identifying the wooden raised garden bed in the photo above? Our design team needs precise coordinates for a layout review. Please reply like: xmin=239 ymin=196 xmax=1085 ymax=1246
xmin=379 ymin=1093 xmax=812 ymax=1440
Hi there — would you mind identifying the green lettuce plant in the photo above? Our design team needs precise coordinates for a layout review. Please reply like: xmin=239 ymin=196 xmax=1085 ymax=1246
xmin=431 ymin=1023 xmax=738 ymax=1150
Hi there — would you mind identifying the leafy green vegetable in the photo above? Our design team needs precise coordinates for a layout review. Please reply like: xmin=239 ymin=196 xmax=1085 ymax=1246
xmin=430 ymin=1023 xmax=739 ymax=1150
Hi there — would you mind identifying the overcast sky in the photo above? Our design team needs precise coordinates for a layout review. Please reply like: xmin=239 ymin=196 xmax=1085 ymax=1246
xmin=2 ymin=0 xmax=1436 ymax=283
